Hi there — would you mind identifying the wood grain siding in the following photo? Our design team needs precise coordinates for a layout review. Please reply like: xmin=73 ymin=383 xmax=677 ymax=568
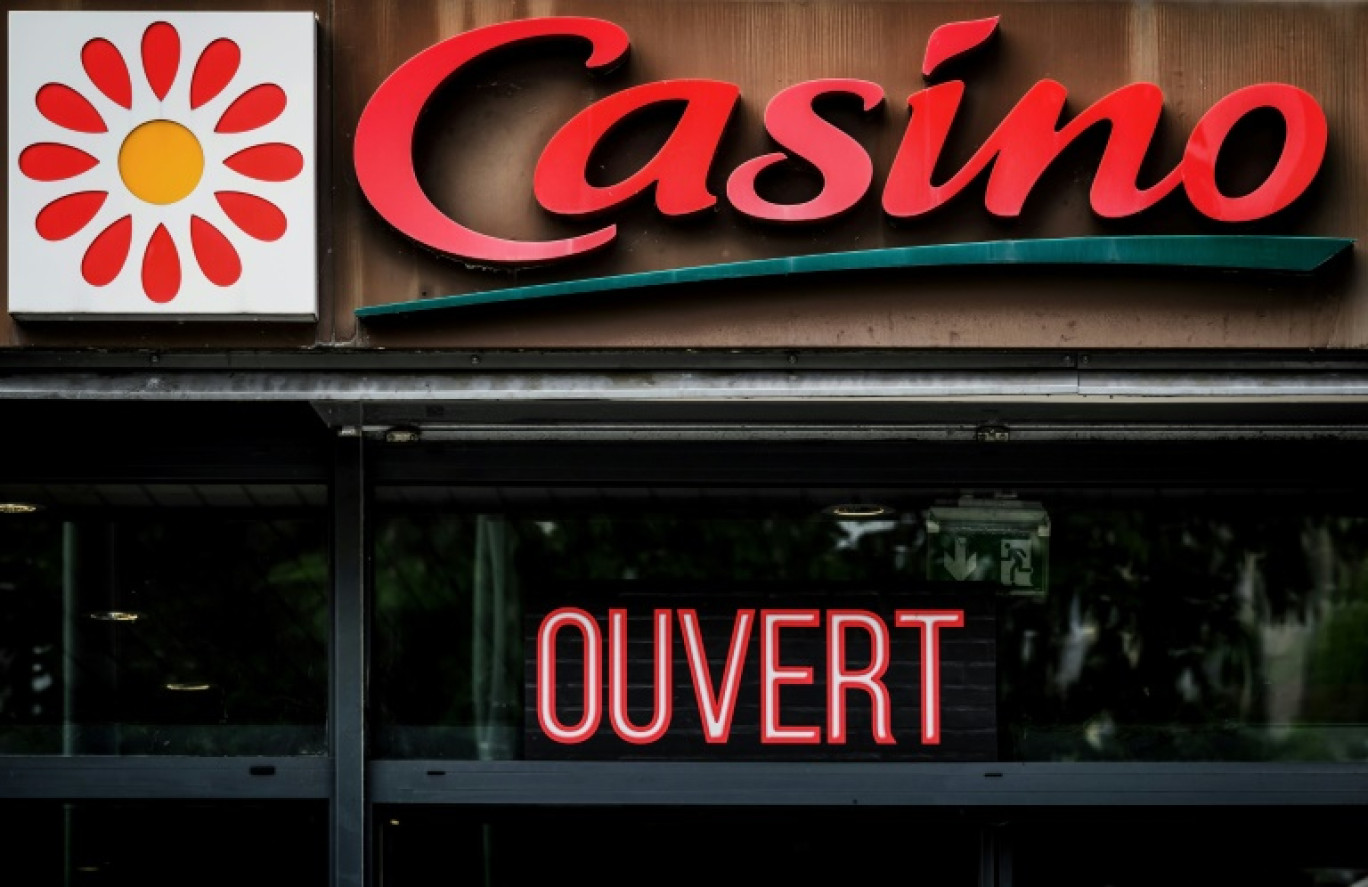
xmin=4 ymin=1 xmax=1365 ymax=349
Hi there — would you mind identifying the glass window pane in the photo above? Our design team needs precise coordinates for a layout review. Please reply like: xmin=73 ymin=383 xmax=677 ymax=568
xmin=373 ymin=501 xmax=930 ymax=759
xmin=1001 ymin=502 xmax=1368 ymax=762
xmin=374 ymin=480 xmax=1368 ymax=763
xmin=377 ymin=807 xmax=980 ymax=887
xmin=0 ymin=801 xmax=327 ymax=886
xmin=1011 ymin=810 xmax=1368 ymax=887
xmin=0 ymin=484 xmax=328 ymax=755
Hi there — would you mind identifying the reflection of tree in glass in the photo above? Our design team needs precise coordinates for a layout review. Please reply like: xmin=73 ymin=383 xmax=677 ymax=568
xmin=0 ymin=513 xmax=328 ymax=755
xmin=370 ymin=509 xmax=924 ymax=759
xmin=1001 ymin=504 xmax=1368 ymax=762
xmin=0 ymin=516 xmax=64 ymax=753
xmin=86 ymin=516 xmax=327 ymax=754
xmin=373 ymin=515 xmax=484 ymax=757
xmin=520 ymin=513 xmax=916 ymax=585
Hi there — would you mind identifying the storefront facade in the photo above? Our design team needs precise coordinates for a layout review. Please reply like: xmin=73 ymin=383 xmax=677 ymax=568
xmin=3 ymin=2 xmax=1368 ymax=884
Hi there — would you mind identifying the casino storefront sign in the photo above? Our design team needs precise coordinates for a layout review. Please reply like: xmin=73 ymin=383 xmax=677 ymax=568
xmin=354 ymin=15 xmax=1332 ymax=266
xmin=4 ymin=3 xmax=1368 ymax=887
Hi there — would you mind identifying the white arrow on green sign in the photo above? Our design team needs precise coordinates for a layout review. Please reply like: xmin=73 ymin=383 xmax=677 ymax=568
xmin=925 ymin=499 xmax=1050 ymax=595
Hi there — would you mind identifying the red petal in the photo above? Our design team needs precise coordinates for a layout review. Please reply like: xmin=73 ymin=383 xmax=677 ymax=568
xmin=81 ymin=215 xmax=133 ymax=286
xmin=19 ymin=143 xmax=99 ymax=181
xmin=81 ymin=39 xmax=132 ymax=109
xmin=142 ymin=22 xmax=180 ymax=101
xmin=191 ymin=39 xmax=240 ymax=109
xmin=190 ymin=216 xmax=242 ymax=286
xmin=223 ymin=143 xmax=303 ymax=182
xmin=215 ymin=191 xmax=287 ymax=241
xmin=142 ymin=224 xmax=181 ymax=303
xmin=922 ymin=17 xmax=1000 ymax=78
xmin=215 ymin=84 xmax=286 ymax=134
xmin=36 ymin=83 xmax=107 ymax=133
xmin=36 ymin=191 xmax=108 ymax=241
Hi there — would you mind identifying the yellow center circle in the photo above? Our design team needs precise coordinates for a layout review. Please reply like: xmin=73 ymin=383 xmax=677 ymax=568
xmin=118 ymin=119 xmax=204 ymax=205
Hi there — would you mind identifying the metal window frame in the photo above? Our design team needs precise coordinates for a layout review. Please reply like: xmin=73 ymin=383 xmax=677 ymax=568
xmin=332 ymin=432 xmax=370 ymax=887
xmin=367 ymin=761 xmax=1368 ymax=807
xmin=3 ymin=351 xmax=1368 ymax=887
xmin=0 ymin=757 xmax=330 ymax=800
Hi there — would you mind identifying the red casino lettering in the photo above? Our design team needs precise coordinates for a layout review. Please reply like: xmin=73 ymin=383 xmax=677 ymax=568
xmin=884 ymin=80 xmax=1181 ymax=219
xmin=354 ymin=16 xmax=1329 ymax=265
xmin=535 ymin=80 xmax=740 ymax=218
xmin=353 ymin=17 xmax=628 ymax=265
xmin=1181 ymin=83 xmax=1327 ymax=222
xmin=725 ymin=79 xmax=885 ymax=223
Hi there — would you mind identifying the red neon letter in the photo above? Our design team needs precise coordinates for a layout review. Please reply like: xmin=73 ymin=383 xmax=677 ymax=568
xmin=353 ymin=18 xmax=627 ymax=265
xmin=608 ymin=608 xmax=673 ymax=743
xmin=726 ymin=79 xmax=884 ymax=223
xmin=885 ymin=79 xmax=1182 ymax=220
xmin=535 ymin=79 xmax=740 ymax=217
xmin=760 ymin=609 xmax=822 ymax=744
xmin=826 ymin=610 xmax=894 ymax=745
xmin=1182 ymin=83 xmax=1327 ymax=222
xmin=680 ymin=608 xmax=754 ymax=743
xmin=537 ymin=607 xmax=603 ymax=743
xmin=894 ymin=609 xmax=965 ymax=745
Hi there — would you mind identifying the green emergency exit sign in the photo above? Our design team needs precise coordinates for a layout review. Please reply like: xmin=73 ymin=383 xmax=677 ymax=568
xmin=925 ymin=498 xmax=1050 ymax=595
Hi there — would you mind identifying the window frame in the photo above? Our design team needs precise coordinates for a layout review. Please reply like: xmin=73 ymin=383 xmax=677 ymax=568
xmin=2 ymin=351 xmax=1368 ymax=887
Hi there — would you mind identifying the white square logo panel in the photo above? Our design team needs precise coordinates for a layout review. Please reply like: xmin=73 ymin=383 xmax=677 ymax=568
xmin=8 ymin=12 xmax=317 ymax=320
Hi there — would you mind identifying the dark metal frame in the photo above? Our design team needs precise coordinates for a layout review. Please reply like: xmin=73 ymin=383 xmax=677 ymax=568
xmin=367 ymin=761 xmax=1368 ymax=807
xmin=332 ymin=433 xmax=370 ymax=887
xmin=0 ymin=757 xmax=329 ymax=800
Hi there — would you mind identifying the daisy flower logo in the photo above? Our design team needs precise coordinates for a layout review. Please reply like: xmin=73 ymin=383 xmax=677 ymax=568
xmin=8 ymin=12 xmax=316 ymax=320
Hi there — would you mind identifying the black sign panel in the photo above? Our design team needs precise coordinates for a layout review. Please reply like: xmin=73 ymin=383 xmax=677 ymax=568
xmin=524 ymin=584 xmax=995 ymax=760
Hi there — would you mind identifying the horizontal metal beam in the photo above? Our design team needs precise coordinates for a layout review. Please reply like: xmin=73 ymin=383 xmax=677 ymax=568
xmin=0 ymin=757 xmax=331 ymax=800
xmin=370 ymin=761 xmax=1368 ymax=807
xmin=3 ymin=370 xmax=1368 ymax=403
xmin=362 ymin=422 xmax=1368 ymax=442
xmin=2 ymin=348 xmax=1368 ymax=374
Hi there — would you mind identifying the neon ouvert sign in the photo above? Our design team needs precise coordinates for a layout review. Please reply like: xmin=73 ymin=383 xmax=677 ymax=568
xmin=535 ymin=607 xmax=965 ymax=748
xmin=352 ymin=15 xmax=1351 ymax=316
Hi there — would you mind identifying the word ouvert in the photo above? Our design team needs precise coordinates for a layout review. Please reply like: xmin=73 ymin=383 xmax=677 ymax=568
xmin=534 ymin=607 xmax=965 ymax=746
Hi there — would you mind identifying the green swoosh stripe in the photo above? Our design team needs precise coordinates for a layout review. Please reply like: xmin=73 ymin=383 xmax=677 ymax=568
xmin=355 ymin=235 xmax=1354 ymax=319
